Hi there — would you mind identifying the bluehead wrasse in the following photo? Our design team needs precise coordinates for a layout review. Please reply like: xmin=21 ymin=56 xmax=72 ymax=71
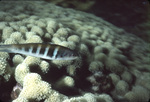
xmin=0 ymin=43 xmax=78 ymax=60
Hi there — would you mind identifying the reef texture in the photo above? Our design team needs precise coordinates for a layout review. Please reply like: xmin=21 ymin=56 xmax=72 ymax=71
xmin=0 ymin=1 xmax=150 ymax=102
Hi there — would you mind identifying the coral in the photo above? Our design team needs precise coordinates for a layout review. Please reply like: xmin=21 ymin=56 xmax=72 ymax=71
xmin=18 ymin=73 xmax=52 ymax=101
xmin=96 ymin=94 xmax=114 ymax=102
xmin=67 ymin=35 xmax=80 ymax=43
xmin=124 ymin=86 xmax=150 ymax=102
xmin=89 ymin=61 xmax=104 ymax=73
xmin=12 ymin=55 xmax=25 ymax=66
xmin=94 ymin=53 xmax=107 ymax=62
xmin=44 ymin=33 xmax=52 ymax=40
xmin=109 ymin=73 xmax=120 ymax=85
xmin=23 ymin=56 xmax=41 ymax=67
xmin=19 ymin=26 xmax=28 ymax=34
xmin=0 ymin=52 xmax=9 ymax=59
xmin=0 ymin=1 xmax=150 ymax=102
xmin=66 ymin=41 xmax=76 ymax=50
xmin=10 ymin=32 xmax=23 ymax=43
xmin=35 ymin=20 xmax=46 ymax=28
xmin=31 ymin=26 xmax=44 ymax=37
xmin=15 ymin=63 xmax=30 ymax=85
xmin=115 ymin=80 xmax=129 ymax=96
xmin=58 ymin=41 xmax=76 ymax=50
xmin=66 ymin=65 xmax=77 ymax=76
xmin=25 ymin=35 xmax=43 ymax=43
xmin=0 ymin=22 xmax=7 ymax=30
xmin=82 ymin=93 xmax=97 ymax=102
xmin=52 ymin=37 xmax=62 ymax=44
xmin=94 ymin=46 xmax=103 ymax=54
xmin=39 ymin=60 xmax=50 ymax=73
xmin=79 ymin=43 xmax=90 ymax=55
xmin=55 ymin=28 xmax=69 ymax=38
xmin=46 ymin=20 xmax=58 ymax=32
xmin=4 ymin=38 xmax=17 ymax=44
xmin=13 ymin=97 xmax=28 ymax=102
xmin=121 ymin=71 xmax=133 ymax=84
xmin=135 ymin=72 xmax=150 ymax=90
xmin=64 ymin=97 xmax=87 ymax=102
xmin=25 ymin=32 xmax=36 ymax=39
xmin=63 ymin=93 xmax=113 ymax=102
xmin=87 ymin=72 xmax=114 ymax=93
xmin=81 ymin=31 xmax=90 ymax=40
xmin=45 ymin=90 xmax=68 ymax=102
xmin=105 ymin=57 xmax=125 ymax=74
xmin=52 ymin=60 xmax=73 ymax=68
xmin=2 ymin=26 xmax=14 ymax=40
xmin=55 ymin=76 xmax=75 ymax=88
xmin=0 ymin=58 xmax=12 ymax=81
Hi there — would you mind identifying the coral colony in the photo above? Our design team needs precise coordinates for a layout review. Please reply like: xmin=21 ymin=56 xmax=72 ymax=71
xmin=0 ymin=1 xmax=150 ymax=102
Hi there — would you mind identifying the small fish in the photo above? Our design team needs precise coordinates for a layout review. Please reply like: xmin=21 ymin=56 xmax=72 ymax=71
xmin=0 ymin=43 xmax=78 ymax=60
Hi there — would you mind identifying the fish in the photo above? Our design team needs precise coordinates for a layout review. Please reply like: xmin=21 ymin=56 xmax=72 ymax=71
xmin=0 ymin=43 xmax=78 ymax=60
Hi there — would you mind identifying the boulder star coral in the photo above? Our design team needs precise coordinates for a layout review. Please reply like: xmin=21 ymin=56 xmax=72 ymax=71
xmin=0 ymin=1 xmax=149 ymax=102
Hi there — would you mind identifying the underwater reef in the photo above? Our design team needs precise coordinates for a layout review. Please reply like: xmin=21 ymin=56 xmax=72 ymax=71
xmin=0 ymin=1 xmax=150 ymax=102
xmin=46 ymin=0 xmax=150 ymax=43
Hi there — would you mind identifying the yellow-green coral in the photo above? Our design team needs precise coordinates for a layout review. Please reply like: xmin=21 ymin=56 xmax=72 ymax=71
xmin=0 ymin=58 xmax=11 ymax=81
xmin=39 ymin=60 xmax=50 ymax=73
xmin=18 ymin=73 xmax=52 ymax=101
xmin=13 ymin=55 xmax=25 ymax=66
xmin=15 ymin=63 xmax=30 ymax=85
xmin=23 ymin=56 xmax=41 ymax=67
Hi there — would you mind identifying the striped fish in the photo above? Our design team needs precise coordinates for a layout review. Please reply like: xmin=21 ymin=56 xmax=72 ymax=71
xmin=0 ymin=43 xmax=78 ymax=60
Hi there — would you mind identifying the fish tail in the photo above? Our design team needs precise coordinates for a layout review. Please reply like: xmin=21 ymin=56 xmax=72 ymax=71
xmin=0 ymin=44 xmax=12 ymax=52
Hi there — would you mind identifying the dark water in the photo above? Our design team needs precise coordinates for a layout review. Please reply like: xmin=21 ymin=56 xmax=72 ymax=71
xmin=88 ymin=0 xmax=150 ymax=42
